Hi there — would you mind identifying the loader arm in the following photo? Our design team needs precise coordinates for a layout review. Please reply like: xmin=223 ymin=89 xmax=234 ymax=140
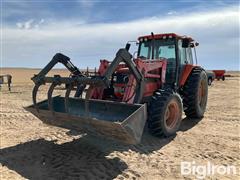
xmin=102 ymin=49 xmax=145 ymax=103
xmin=32 ymin=53 xmax=82 ymax=85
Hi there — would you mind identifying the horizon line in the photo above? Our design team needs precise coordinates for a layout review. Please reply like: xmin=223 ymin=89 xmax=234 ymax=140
xmin=1 ymin=67 xmax=239 ymax=72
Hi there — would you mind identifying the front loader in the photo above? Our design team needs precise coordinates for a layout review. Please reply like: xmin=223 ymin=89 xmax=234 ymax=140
xmin=25 ymin=33 xmax=208 ymax=144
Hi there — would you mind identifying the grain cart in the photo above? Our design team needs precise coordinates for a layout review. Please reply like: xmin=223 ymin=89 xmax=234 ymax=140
xmin=25 ymin=33 xmax=208 ymax=144
xmin=212 ymin=70 xmax=226 ymax=81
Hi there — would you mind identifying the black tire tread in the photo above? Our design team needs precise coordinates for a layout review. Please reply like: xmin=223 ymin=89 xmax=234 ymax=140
xmin=182 ymin=67 xmax=208 ymax=118
xmin=148 ymin=89 xmax=182 ymax=137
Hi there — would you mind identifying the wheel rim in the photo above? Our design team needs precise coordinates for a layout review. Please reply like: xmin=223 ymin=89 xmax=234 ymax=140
xmin=164 ymin=100 xmax=180 ymax=130
xmin=198 ymin=79 xmax=206 ymax=108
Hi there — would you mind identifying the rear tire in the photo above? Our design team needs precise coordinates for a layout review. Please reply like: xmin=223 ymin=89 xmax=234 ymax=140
xmin=148 ymin=89 xmax=183 ymax=137
xmin=182 ymin=68 xmax=208 ymax=118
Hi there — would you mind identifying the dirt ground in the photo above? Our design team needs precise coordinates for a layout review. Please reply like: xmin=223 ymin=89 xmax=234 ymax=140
xmin=0 ymin=69 xmax=239 ymax=180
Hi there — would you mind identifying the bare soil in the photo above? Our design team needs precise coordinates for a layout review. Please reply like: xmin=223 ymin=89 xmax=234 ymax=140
xmin=0 ymin=69 xmax=239 ymax=179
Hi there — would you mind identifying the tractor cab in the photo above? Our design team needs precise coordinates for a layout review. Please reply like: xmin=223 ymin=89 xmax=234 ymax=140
xmin=137 ymin=33 xmax=198 ymax=86
xmin=101 ymin=33 xmax=199 ymax=102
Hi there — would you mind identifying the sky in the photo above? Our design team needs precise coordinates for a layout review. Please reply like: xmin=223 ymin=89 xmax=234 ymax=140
xmin=1 ymin=0 xmax=239 ymax=70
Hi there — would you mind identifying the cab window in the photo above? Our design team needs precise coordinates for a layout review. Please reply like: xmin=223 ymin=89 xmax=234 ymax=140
xmin=138 ymin=38 xmax=176 ymax=60
xmin=186 ymin=47 xmax=193 ymax=64
xmin=138 ymin=40 xmax=152 ymax=59
xmin=178 ymin=40 xmax=186 ymax=64
xmin=178 ymin=40 xmax=193 ymax=64
xmin=155 ymin=44 xmax=176 ymax=59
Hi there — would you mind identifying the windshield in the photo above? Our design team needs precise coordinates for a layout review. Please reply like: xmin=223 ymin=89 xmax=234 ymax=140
xmin=138 ymin=39 xmax=176 ymax=60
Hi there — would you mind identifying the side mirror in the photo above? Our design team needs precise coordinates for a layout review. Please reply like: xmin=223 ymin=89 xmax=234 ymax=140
xmin=125 ymin=43 xmax=131 ymax=51
xmin=182 ymin=38 xmax=190 ymax=48
xmin=190 ymin=42 xmax=199 ymax=48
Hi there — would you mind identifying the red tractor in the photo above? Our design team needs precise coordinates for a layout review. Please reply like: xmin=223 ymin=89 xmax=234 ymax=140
xmin=26 ymin=33 xmax=208 ymax=144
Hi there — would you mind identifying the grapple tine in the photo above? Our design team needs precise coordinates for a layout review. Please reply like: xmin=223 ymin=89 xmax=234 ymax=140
xmin=65 ymin=83 xmax=73 ymax=113
xmin=74 ymin=84 xmax=85 ymax=98
xmin=47 ymin=83 xmax=58 ymax=114
xmin=32 ymin=84 xmax=41 ymax=112
xmin=84 ymin=86 xmax=95 ymax=117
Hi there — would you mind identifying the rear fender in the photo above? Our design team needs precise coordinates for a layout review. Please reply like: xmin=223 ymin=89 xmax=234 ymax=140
xmin=179 ymin=64 xmax=199 ymax=86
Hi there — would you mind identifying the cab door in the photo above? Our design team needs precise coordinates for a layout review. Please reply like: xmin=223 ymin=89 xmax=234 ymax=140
xmin=177 ymin=39 xmax=194 ymax=84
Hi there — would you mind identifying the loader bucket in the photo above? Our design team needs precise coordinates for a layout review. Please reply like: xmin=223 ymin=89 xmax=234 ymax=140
xmin=25 ymin=96 xmax=147 ymax=144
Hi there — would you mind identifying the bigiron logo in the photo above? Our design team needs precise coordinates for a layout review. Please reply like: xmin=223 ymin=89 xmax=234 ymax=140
xmin=181 ymin=161 xmax=237 ymax=179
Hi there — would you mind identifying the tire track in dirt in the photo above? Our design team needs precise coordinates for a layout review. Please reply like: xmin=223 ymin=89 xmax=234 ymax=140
xmin=0 ymin=113 xmax=37 ymax=127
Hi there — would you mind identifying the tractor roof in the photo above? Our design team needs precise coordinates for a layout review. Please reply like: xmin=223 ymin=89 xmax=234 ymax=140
xmin=138 ymin=33 xmax=194 ymax=42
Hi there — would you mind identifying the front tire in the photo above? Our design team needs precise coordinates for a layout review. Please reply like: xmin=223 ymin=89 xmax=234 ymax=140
xmin=148 ymin=89 xmax=183 ymax=137
xmin=182 ymin=68 xmax=208 ymax=118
